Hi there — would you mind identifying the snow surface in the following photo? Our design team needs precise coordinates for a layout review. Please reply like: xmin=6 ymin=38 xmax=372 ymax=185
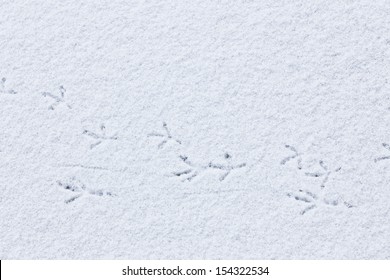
xmin=1 ymin=0 xmax=390 ymax=259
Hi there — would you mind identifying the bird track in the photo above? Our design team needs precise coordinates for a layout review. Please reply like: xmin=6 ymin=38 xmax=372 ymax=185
xmin=0 ymin=77 xmax=17 ymax=95
xmin=170 ymin=153 xmax=246 ymax=182
xmin=0 ymin=76 xmax=370 ymax=211
xmin=148 ymin=122 xmax=182 ymax=149
xmin=374 ymin=143 xmax=390 ymax=162
xmin=287 ymin=189 xmax=354 ymax=215
xmin=57 ymin=177 xmax=115 ymax=204
xmin=83 ymin=124 xmax=118 ymax=149
xmin=280 ymin=145 xmax=302 ymax=170
xmin=304 ymin=160 xmax=341 ymax=189
xmin=42 ymin=86 xmax=72 ymax=110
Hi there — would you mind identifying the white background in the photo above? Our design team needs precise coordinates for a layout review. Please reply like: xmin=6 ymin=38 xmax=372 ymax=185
xmin=0 ymin=0 xmax=389 ymax=259
xmin=3 ymin=261 xmax=390 ymax=279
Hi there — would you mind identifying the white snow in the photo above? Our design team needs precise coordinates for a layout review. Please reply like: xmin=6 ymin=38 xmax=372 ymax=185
xmin=0 ymin=0 xmax=389 ymax=259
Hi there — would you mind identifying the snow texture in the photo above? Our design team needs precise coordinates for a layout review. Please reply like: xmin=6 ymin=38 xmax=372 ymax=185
xmin=1 ymin=0 xmax=390 ymax=259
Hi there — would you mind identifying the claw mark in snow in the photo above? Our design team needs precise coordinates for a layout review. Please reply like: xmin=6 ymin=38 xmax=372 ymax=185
xmin=0 ymin=78 xmax=17 ymax=94
xmin=57 ymin=177 xmax=114 ymax=204
xmin=83 ymin=124 xmax=118 ymax=149
xmin=281 ymin=145 xmax=302 ymax=169
xmin=374 ymin=143 xmax=390 ymax=162
xmin=305 ymin=160 xmax=341 ymax=189
xmin=42 ymin=86 xmax=72 ymax=110
xmin=148 ymin=122 xmax=181 ymax=149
